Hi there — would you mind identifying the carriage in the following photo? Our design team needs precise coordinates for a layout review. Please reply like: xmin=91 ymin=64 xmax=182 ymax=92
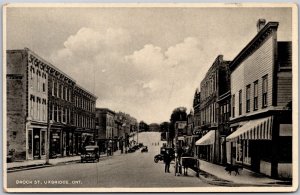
xmin=178 ymin=156 xmax=200 ymax=177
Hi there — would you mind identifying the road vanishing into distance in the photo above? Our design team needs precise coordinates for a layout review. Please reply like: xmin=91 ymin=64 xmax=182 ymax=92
xmin=7 ymin=132 xmax=212 ymax=188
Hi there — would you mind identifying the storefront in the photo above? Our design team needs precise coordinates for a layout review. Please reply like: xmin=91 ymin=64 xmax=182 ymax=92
xmin=226 ymin=115 xmax=292 ymax=179
xmin=50 ymin=129 xmax=61 ymax=157
xmin=195 ymin=130 xmax=216 ymax=162
xmin=27 ymin=124 xmax=47 ymax=160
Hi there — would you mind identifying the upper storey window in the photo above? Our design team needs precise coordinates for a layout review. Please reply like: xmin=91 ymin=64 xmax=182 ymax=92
xmin=262 ymin=75 xmax=268 ymax=108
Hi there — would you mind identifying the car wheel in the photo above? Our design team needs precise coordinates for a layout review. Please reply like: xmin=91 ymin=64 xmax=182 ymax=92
xmin=154 ymin=158 xmax=159 ymax=163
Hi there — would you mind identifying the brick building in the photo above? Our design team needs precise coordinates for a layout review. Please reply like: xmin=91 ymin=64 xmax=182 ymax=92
xmin=73 ymin=85 xmax=97 ymax=154
xmin=7 ymin=49 xmax=49 ymax=160
xmin=95 ymin=108 xmax=116 ymax=153
xmin=193 ymin=89 xmax=201 ymax=134
xmin=6 ymin=48 xmax=97 ymax=160
xmin=196 ymin=55 xmax=230 ymax=163
xmin=227 ymin=19 xmax=292 ymax=179
xmin=47 ymin=58 xmax=76 ymax=158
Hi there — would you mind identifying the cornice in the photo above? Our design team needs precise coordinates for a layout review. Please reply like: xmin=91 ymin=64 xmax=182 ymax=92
xmin=229 ymin=22 xmax=279 ymax=72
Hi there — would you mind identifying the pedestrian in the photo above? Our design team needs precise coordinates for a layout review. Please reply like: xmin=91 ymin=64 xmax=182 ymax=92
xmin=119 ymin=137 xmax=124 ymax=154
xmin=109 ymin=139 xmax=113 ymax=156
xmin=164 ymin=150 xmax=171 ymax=173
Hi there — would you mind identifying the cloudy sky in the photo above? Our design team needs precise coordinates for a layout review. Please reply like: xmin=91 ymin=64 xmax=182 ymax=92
xmin=6 ymin=5 xmax=292 ymax=123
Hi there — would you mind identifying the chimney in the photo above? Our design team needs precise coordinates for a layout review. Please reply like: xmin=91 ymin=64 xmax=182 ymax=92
xmin=257 ymin=19 xmax=266 ymax=32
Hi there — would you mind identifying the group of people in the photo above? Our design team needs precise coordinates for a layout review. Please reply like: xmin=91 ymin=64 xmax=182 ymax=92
xmin=163 ymin=146 xmax=194 ymax=174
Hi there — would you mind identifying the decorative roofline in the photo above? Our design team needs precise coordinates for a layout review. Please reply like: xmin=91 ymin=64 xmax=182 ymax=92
xmin=229 ymin=22 xmax=279 ymax=71
xmin=25 ymin=48 xmax=76 ymax=85
xmin=74 ymin=84 xmax=98 ymax=99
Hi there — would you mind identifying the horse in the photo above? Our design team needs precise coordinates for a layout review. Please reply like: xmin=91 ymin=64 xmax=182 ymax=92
xmin=180 ymin=156 xmax=200 ymax=177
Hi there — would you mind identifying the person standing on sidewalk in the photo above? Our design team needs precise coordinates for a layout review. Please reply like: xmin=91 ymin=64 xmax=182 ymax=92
xmin=119 ymin=137 xmax=124 ymax=154
xmin=164 ymin=150 xmax=171 ymax=173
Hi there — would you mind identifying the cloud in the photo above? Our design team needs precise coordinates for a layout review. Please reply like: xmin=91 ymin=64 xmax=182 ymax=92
xmin=50 ymin=28 xmax=206 ymax=123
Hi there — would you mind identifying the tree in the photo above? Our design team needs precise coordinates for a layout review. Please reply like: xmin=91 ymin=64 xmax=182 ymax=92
xmin=159 ymin=122 xmax=170 ymax=132
xmin=169 ymin=107 xmax=187 ymax=140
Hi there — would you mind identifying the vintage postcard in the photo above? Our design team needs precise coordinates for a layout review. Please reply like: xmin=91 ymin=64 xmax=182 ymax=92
xmin=3 ymin=3 xmax=298 ymax=193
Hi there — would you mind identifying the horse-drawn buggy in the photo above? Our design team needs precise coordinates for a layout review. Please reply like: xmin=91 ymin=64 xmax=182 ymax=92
xmin=176 ymin=156 xmax=200 ymax=177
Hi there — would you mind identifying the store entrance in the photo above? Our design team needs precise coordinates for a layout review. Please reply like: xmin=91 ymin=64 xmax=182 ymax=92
xmin=33 ymin=128 xmax=41 ymax=159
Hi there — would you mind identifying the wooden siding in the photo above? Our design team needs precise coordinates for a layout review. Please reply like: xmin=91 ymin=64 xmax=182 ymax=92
xmin=231 ymin=34 xmax=274 ymax=119
xmin=277 ymin=71 xmax=292 ymax=107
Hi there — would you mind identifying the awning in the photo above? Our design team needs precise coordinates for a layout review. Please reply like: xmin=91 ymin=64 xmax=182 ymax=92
xmin=227 ymin=116 xmax=273 ymax=142
xmin=195 ymin=130 xmax=215 ymax=146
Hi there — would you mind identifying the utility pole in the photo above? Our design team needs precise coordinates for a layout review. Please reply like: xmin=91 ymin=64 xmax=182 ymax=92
xmin=46 ymin=99 xmax=53 ymax=165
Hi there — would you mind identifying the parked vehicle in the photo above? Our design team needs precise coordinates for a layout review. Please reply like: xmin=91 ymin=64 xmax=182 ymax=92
xmin=141 ymin=146 xmax=148 ymax=153
xmin=127 ymin=147 xmax=136 ymax=153
xmin=81 ymin=145 xmax=100 ymax=163
xmin=154 ymin=147 xmax=175 ymax=163
xmin=138 ymin=143 xmax=144 ymax=148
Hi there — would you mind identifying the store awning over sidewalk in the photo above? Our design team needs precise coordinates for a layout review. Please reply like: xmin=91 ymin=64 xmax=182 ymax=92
xmin=227 ymin=116 xmax=273 ymax=142
xmin=195 ymin=130 xmax=215 ymax=146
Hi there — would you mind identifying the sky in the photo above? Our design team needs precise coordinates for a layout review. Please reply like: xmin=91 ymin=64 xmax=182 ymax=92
xmin=6 ymin=5 xmax=292 ymax=124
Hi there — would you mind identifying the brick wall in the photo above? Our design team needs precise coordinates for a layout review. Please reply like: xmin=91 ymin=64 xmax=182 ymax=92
xmin=7 ymin=50 xmax=28 ymax=159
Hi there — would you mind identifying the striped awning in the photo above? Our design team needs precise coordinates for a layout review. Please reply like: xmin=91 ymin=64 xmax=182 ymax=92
xmin=195 ymin=130 xmax=215 ymax=146
xmin=227 ymin=116 xmax=273 ymax=142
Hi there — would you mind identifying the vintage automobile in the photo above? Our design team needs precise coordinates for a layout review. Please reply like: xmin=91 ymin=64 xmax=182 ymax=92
xmin=154 ymin=147 xmax=175 ymax=163
xmin=141 ymin=146 xmax=148 ymax=153
xmin=81 ymin=145 xmax=100 ymax=163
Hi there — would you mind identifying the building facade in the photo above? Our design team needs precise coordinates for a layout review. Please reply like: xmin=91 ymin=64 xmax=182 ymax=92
xmin=227 ymin=20 xmax=292 ymax=179
xmin=193 ymin=89 xmax=201 ymax=134
xmin=95 ymin=108 xmax=116 ymax=152
xmin=48 ymin=60 xmax=76 ymax=158
xmin=7 ymin=49 xmax=49 ymax=160
xmin=6 ymin=48 xmax=98 ymax=160
xmin=197 ymin=55 xmax=230 ymax=163
xmin=73 ymin=85 xmax=97 ymax=154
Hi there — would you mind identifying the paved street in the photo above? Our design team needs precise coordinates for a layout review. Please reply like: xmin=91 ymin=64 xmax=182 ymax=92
xmin=7 ymin=132 xmax=212 ymax=188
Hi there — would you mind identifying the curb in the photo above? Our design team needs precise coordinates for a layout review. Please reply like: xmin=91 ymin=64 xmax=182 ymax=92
xmin=197 ymin=170 xmax=292 ymax=187
xmin=7 ymin=153 xmax=123 ymax=173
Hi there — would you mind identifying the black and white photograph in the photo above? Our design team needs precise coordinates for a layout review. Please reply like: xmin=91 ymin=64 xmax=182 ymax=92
xmin=3 ymin=3 xmax=298 ymax=192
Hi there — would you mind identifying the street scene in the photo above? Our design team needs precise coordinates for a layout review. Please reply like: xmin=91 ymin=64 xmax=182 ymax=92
xmin=8 ymin=132 xmax=213 ymax=188
xmin=4 ymin=4 xmax=296 ymax=192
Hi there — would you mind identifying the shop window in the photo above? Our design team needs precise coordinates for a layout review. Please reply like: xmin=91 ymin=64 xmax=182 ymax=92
xmin=28 ymin=130 xmax=33 ymax=159
xmin=243 ymin=140 xmax=251 ymax=165
xmin=246 ymin=85 xmax=251 ymax=113
xmin=278 ymin=136 xmax=292 ymax=163
xmin=41 ymin=131 xmax=46 ymax=155
xmin=262 ymin=75 xmax=268 ymax=108
xmin=236 ymin=139 xmax=243 ymax=162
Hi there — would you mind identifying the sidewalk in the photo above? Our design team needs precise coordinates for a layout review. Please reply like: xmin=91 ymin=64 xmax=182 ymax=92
xmin=198 ymin=160 xmax=292 ymax=186
xmin=7 ymin=150 xmax=123 ymax=172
